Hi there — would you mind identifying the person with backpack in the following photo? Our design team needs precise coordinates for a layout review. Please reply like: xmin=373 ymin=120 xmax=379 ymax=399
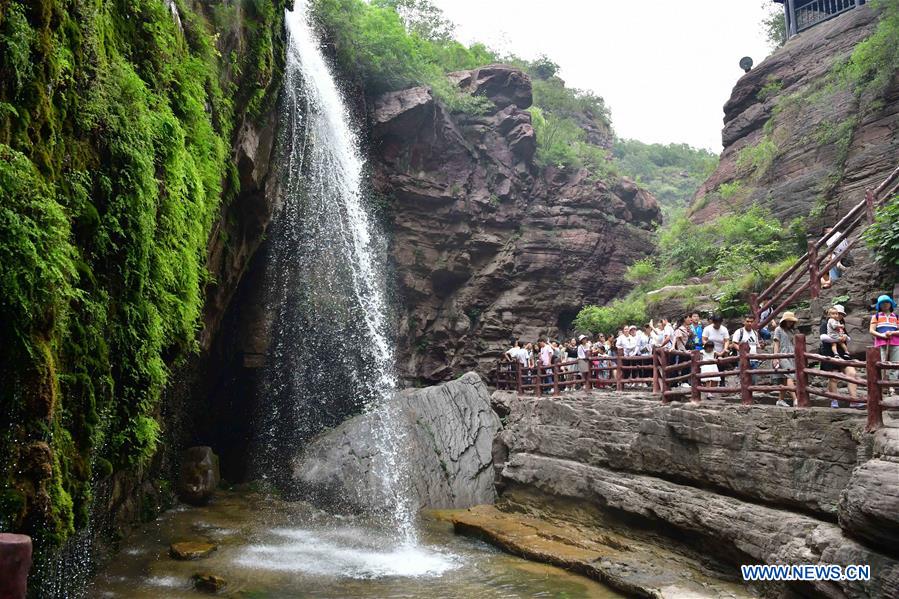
xmin=870 ymin=294 xmax=899 ymax=396
xmin=689 ymin=312 xmax=704 ymax=350
xmin=731 ymin=315 xmax=761 ymax=379
xmin=819 ymin=307 xmax=860 ymax=408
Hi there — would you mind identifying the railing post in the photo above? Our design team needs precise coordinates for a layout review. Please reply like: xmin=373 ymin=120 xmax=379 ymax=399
xmin=866 ymin=346 xmax=884 ymax=432
xmin=615 ymin=352 xmax=624 ymax=392
xmin=515 ymin=362 xmax=523 ymax=394
xmin=659 ymin=348 xmax=670 ymax=403
xmin=794 ymin=334 xmax=809 ymax=407
xmin=652 ymin=349 xmax=660 ymax=394
xmin=690 ymin=350 xmax=701 ymax=403
xmin=535 ymin=364 xmax=542 ymax=397
xmin=865 ymin=187 xmax=876 ymax=222
xmin=552 ymin=363 xmax=560 ymax=396
xmin=583 ymin=356 xmax=592 ymax=392
xmin=739 ymin=342 xmax=753 ymax=405
xmin=808 ymin=239 xmax=820 ymax=299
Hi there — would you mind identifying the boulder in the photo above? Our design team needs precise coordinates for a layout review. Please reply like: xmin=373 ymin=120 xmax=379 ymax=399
xmin=178 ymin=447 xmax=221 ymax=506
xmin=169 ymin=541 xmax=217 ymax=560
xmin=293 ymin=373 xmax=500 ymax=512
xmin=0 ymin=533 xmax=31 ymax=599
xmin=192 ymin=573 xmax=227 ymax=593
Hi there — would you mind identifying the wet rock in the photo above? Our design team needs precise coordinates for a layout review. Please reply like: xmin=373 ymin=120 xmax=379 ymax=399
xmin=169 ymin=541 xmax=217 ymax=560
xmin=192 ymin=573 xmax=227 ymax=593
xmin=502 ymin=453 xmax=899 ymax=598
xmin=0 ymin=533 xmax=31 ymax=599
xmin=293 ymin=373 xmax=500 ymax=512
xmin=178 ymin=446 xmax=221 ymax=506
xmin=434 ymin=502 xmax=751 ymax=599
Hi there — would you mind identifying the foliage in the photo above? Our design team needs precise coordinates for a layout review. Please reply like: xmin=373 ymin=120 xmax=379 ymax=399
xmin=736 ymin=136 xmax=778 ymax=180
xmin=867 ymin=193 xmax=899 ymax=267
xmin=574 ymin=295 xmax=648 ymax=336
xmin=624 ymin=259 xmax=657 ymax=288
xmin=760 ymin=2 xmax=787 ymax=50
xmin=657 ymin=206 xmax=797 ymax=279
xmin=311 ymin=0 xmax=496 ymax=111
xmin=612 ymin=139 xmax=718 ymax=214
xmin=839 ymin=0 xmax=899 ymax=99
xmin=757 ymin=77 xmax=783 ymax=102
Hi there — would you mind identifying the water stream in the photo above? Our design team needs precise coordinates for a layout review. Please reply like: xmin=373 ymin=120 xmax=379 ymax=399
xmin=255 ymin=0 xmax=414 ymax=540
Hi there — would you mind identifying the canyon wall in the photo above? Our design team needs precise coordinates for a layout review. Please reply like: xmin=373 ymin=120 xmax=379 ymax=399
xmin=370 ymin=66 xmax=661 ymax=384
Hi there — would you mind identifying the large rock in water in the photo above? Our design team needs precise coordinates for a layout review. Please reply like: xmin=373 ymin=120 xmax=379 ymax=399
xmin=292 ymin=373 xmax=500 ymax=512
xmin=370 ymin=64 xmax=661 ymax=383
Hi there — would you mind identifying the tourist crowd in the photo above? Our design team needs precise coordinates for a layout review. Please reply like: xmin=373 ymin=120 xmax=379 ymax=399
xmin=500 ymin=293 xmax=899 ymax=408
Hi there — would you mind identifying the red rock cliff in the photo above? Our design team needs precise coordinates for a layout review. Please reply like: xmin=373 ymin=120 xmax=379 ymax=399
xmin=370 ymin=65 xmax=661 ymax=383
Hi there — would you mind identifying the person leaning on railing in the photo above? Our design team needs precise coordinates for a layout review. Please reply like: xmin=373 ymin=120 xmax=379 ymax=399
xmin=772 ymin=311 xmax=799 ymax=408
xmin=870 ymin=294 xmax=899 ymax=397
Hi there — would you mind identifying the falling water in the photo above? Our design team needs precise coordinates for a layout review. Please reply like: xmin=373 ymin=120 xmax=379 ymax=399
xmin=255 ymin=0 xmax=415 ymax=540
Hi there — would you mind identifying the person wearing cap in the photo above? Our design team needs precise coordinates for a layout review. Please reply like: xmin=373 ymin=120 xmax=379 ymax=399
xmin=870 ymin=294 xmax=899 ymax=396
xmin=772 ymin=312 xmax=799 ymax=407
xmin=819 ymin=306 xmax=860 ymax=408
xmin=826 ymin=305 xmax=851 ymax=359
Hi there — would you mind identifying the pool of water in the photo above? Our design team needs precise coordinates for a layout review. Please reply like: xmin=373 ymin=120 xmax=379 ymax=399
xmin=87 ymin=491 xmax=621 ymax=598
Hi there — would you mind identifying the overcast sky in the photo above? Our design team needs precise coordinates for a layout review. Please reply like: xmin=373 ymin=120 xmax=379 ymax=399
xmin=431 ymin=1 xmax=776 ymax=151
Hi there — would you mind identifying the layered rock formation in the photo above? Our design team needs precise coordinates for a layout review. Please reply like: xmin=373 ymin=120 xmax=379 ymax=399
xmin=370 ymin=65 xmax=661 ymax=383
xmin=692 ymin=5 xmax=897 ymax=226
xmin=293 ymin=373 xmax=500 ymax=512
xmin=482 ymin=392 xmax=899 ymax=597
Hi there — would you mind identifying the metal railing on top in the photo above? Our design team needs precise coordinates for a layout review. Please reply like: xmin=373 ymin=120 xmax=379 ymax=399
xmin=750 ymin=163 xmax=899 ymax=330
xmin=795 ymin=0 xmax=860 ymax=32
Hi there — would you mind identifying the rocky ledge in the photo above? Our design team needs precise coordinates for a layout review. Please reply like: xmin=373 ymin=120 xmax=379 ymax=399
xmin=472 ymin=392 xmax=899 ymax=597
xmin=292 ymin=373 xmax=500 ymax=513
xmin=370 ymin=64 xmax=661 ymax=383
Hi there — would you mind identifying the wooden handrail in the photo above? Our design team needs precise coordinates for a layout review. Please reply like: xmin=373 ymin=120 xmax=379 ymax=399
xmin=754 ymin=162 xmax=899 ymax=329
xmin=489 ymin=336 xmax=896 ymax=433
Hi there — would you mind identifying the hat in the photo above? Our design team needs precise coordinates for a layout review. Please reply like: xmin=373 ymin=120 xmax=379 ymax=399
xmin=779 ymin=311 xmax=798 ymax=325
xmin=877 ymin=294 xmax=896 ymax=310
xmin=629 ymin=325 xmax=637 ymax=330
xmin=833 ymin=304 xmax=847 ymax=316
xmin=577 ymin=335 xmax=587 ymax=341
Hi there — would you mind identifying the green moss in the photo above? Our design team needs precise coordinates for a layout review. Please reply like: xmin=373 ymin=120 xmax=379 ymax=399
xmin=0 ymin=0 xmax=286 ymax=561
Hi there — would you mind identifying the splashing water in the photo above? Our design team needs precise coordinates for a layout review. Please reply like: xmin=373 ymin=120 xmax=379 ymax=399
xmin=255 ymin=0 xmax=416 ymax=541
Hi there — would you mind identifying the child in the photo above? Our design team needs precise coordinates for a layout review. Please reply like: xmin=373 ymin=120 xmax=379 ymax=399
xmin=699 ymin=340 xmax=719 ymax=400
xmin=827 ymin=313 xmax=851 ymax=359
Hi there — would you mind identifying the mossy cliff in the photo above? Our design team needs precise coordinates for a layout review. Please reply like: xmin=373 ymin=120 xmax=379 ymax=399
xmin=0 ymin=0 xmax=287 ymax=566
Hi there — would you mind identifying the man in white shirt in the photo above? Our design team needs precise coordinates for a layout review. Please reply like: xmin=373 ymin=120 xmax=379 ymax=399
xmin=731 ymin=316 xmax=759 ymax=355
xmin=702 ymin=315 xmax=730 ymax=356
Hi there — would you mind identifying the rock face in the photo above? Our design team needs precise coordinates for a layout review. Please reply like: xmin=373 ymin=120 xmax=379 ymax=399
xmin=492 ymin=392 xmax=899 ymax=597
xmin=293 ymin=373 xmax=500 ymax=512
xmin=370 ymin=64 xmax=661 ymax=383
xmin=178 ymin=447 xmax=222 ymax=506
xmin=692 ymin=6 xmax=897 ymax=226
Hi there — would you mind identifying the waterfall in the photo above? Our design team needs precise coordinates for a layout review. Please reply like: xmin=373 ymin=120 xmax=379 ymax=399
xmin=255 ymin=0 xmax=416 ymax=541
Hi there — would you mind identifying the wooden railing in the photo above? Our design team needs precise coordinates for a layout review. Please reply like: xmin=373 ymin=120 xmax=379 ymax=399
xmin=750 ymin=164 xmax=899 ymax=329
xmin=491 ymin=334 xmax=899 ymax=431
